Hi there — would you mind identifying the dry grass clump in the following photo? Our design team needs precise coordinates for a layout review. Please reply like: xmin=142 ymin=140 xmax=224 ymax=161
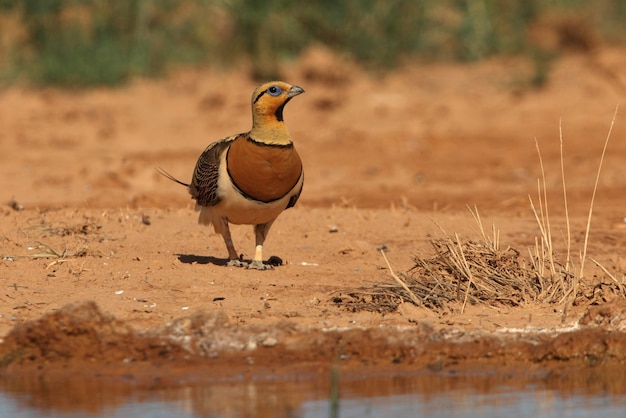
xmin=333 ymin=108 xmax=625 ymax=315
xmin=333 ymin=218 xmax=561 ymax=315
xmin=18 ymin=221 xmax=102 ymax=237
xmin=333 ymin=212 xmax=624 ymax=315
xmin=1 ymin=218 xmax=103 ymax=263
xmin=409 ymin=232 xmax=542 ymax=312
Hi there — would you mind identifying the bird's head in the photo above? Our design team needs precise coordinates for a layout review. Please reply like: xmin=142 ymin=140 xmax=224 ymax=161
xmin=250 ymin=81 xmax=304 ymax=140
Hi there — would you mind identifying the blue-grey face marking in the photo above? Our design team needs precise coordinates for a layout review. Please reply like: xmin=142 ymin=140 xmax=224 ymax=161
xmin=267 ymin=85 xmax=282 ymax=96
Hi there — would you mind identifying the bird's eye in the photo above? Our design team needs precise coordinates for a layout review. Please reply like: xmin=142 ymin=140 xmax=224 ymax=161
xmin=267 ymin=86 xmax=282 ymax=96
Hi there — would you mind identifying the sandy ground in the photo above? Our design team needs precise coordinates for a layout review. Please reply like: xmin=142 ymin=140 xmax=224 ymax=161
xmin=1 ymin=46 xmax=626 ymax=378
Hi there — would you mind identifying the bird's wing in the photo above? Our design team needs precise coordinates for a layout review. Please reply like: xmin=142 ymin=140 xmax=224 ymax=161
xmin=286 ymin=173 xmax=304 ymax=209
xmin=190 ymin=134 xmax=239 ymax=207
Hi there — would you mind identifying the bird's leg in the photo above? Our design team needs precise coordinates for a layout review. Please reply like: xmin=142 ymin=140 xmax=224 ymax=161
xmin=249 ymin=221 xmax=275 ymax=270
xmin=215 ymin=218 xmax=247 ymax=267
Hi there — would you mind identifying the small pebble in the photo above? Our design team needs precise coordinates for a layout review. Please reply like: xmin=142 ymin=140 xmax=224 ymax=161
xmin=262 ymin=337 xmax=278 ymax=347
xmin=8 ymin=200 xmax=23 ymax=211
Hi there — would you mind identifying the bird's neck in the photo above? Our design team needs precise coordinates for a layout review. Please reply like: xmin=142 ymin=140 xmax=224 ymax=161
xmin=250 ymin=117 xmax=292 ymax=145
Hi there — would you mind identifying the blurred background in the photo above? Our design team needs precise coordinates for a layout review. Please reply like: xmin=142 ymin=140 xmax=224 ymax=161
xmin=1 ymin=0 xmax=625 ymax=87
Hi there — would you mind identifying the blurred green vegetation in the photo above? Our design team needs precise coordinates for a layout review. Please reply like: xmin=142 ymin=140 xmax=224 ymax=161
xmin=0 ymin=0 xmax=625 ymax=87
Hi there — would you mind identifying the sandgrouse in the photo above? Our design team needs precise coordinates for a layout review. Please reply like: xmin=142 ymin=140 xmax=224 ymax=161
xmin=160 ymin=81 xmax=304 ymax=270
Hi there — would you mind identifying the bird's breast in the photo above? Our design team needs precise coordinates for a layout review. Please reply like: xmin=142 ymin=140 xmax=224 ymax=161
xmin=226 ymin=136 xmax=303 ymax=203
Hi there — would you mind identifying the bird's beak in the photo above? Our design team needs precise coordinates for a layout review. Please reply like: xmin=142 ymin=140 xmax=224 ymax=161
xmin=288 ymin=85 xmax=305 ymax=97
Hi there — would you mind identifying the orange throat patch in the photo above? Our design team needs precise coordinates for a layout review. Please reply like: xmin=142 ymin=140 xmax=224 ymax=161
xmin=226 ymin=136 xmax=302 ymax=203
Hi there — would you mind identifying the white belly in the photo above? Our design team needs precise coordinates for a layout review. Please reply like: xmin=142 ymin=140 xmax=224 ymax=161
xmin=199 ymin=192 xmax=292 ymax=225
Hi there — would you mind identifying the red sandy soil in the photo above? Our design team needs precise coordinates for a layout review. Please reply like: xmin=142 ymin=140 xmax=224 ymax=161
xmin=1 ymin=46 xmax=626 ymax=382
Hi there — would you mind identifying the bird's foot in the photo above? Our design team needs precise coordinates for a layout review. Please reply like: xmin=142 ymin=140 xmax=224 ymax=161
xmin=226 ymin=258 xmax=249 ymax=268
xmin=247 ymin=260 xmax=274 ymax=270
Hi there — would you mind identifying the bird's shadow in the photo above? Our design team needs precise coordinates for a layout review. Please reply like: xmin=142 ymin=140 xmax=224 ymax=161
xmin=176 ymin=254 xmax=229 ymax=266
xmin=175 ymin=253 xmax=284 ymax=267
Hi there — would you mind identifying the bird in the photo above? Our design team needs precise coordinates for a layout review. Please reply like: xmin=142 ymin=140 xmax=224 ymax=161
xmin=158 ymin=81 xmax=305 ymax=270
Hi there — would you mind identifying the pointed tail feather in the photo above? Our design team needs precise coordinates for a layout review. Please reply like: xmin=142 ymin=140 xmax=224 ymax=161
xmin=156 ymin=167 xmax=190 ymax=188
